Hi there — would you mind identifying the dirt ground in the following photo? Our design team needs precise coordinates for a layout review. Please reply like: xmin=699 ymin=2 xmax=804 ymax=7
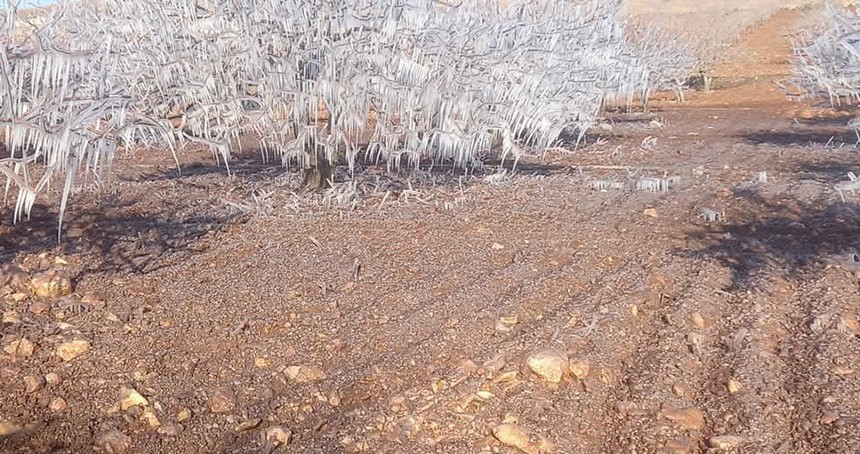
xmin=2 ymin=7 xmax=860 ymax=454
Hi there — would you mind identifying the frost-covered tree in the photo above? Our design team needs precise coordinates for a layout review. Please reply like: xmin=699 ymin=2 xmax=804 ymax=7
xmin=1 ymin=0 xmax=669 ymax=233
xmin=792 ymin=2 xmax=860 ymax=108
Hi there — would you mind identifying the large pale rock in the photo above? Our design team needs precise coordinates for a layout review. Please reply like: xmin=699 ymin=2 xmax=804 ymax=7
xmin=526 ymin=348 xmax=569 ymax=383
xmin=31 ymin=270 xmax=73 ymax=298
xmin=492 ymin=424 xmax=554 ymax=454
xmin=56 ymin=340 xmax=90 ymax=361
xmin=661 ymin=406 xmax=705 ymax=430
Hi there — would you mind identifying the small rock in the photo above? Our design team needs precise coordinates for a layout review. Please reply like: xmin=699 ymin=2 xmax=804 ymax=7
xmin=8 ymin=292 xmax=28 ymax=303
xmin=0 ymin=421 xmax=22 ymax=437
xmin=176 ymin=408 xmax=192 ymax=422
xmin=491 ymin=243 xmax=505 ymax=250
xmin=838 ymin=313 xmax=860 ymax=336
xmin=821 ymin=410 xmax=840 ymax=425
xmin=140 ymin=410 xmax=161 ymax=428
xmin=643 ymin=208 xmax=659 ymax=218
xmin=4 ymin=338 xmax=34 ymax=357
xmin=24 ymin=375 xmax=46 ymax=393
xmin=285 ymin=365 xmax=327 ymax=384
xmin=1 ymin=311 xmax=20 ymax=326
xmin=708 ymin=435 xmax=742 ymax=450
xmin=120 ymin=387 xmax=149 ymax=411
xmin=672 ymin=383 xmax=692 ymax=398
xmin=568 ymin=359 xmax=590 ymax=380
xmin=726 ymin=378 xmax=742 ymax=395
xmin=495 ymin=316 xmax=519 ymax=333
xmin=31 ymin=269 xmax=73 ymax=298
xmin=29 ymin=301 xmax=50 ymax=315
xmin=1 ymin=265 xmax=29 ymax=291
xmin=833 ymin=366 xmax=855 ymax=376
xmin=157 ymin=423 xmax=182 ymax=436
xmin=690 ymin=312 xmax=706 ymax=329
xmin=234 ymin=418 xmax=262 ymax=432
xmin=49 ymin=397 xmax=68 ymax=412
xmin=45 ymin=372 xmax=61 ymax=385
xmin=209 ymin=385 xmax=237 ymax=413
xmin=491 ymin=423 xmax=554 ymax=454
xmin=254 ymin=357 xmax=272 ymax=368
xmin=56 ymin=340 xmax=90 ymax=361
xmin=526 ymin=348 xmax=569 ymax=383
xmin=665 ymin=436 xmax=694 ymax=453
xmin=661 ymin=406 xmax=705 ymax=430
xmin=97 ymin=429 xmax=132 ymax=453
xmin=265 ymin=426 xmax=292 ymax=446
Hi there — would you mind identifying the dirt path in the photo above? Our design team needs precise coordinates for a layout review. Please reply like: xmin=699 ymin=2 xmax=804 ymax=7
xmin=2 ymin=8 xmax=860 ymax=454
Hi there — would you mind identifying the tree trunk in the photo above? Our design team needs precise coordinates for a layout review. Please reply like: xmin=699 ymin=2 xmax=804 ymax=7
xmin=702 ymin=73 xmax=713 ymax=92
xmin=302 ymin=136 xmax=333 ymax=189
xmin=641 ymin=90 xmax=651 ymax=115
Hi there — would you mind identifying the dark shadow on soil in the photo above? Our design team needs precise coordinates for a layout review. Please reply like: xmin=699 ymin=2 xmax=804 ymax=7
xmin=0 ymin=147 xmax=569 ymax=277
xmin=741 ymin=114 xmax=860 ymax=146
xmin=741 ymin=128 xmax=858 ymax=147
xmin=0 ymin=195 xmax=242 ymax=276
xmin=678 ymin=179 xmax=860 ymax=290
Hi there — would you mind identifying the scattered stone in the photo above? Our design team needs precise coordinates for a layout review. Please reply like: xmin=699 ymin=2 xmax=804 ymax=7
xmin=8 ymin=292 xmax=28 ymax=303
xmin=49 ymin=397 xmax=68 ymax=412
xmin=56 ymin=340 xmax=90 ymax=361
xmin=24 ymin=375 xmax=45 ymax=393
xmin=1 ymin=265 xmax=29 ymax=291
xmin=727 ymin=378 xmax=742 ymax=395
xmin=45 ymin=372 xmax=61 ymax=385
xmin=31 ymin=270 xmax=73 ymax=298
xmin=96 ymin=429 xmax=132 ymax=453
xmin=29 ymin=301 xmax=50 ymax=315
xmin=234 ymin=418 xmax=262 ymax=432
xmin=4 ymin=338 xmax=34 ymax=357
xmin=495 ymin=316 xmax=519 ymax=333
xmin=833 ymin=366 xmax=855 ymax=376
xmin=661 ymin=406 xmax=705 ymax=430
xmin=838 ymin=314 xmax=860 ymax=336
xmin=614 ymin=401 xmax=638 ymax=416
xmin=1 ymin=311 xmax=20 ymax=326
xmin=821 ymin=410 xmax=840 ymax=425
xmin=690 ymin=312 xmax=706 ymax=329
xmin=491 ymin=423 xmax=554 ymax=454
xmin=285 ymin=365 xmax=327 ymax=384
xmin=665 ymin=436 xmax=694 ymax=454
xmin=672 ymin=383 xmax=692 ymax=398
xmin=157 ymin=423 xmax=183 ymax=436
xmin=140 ymin=410 xmax=161 ymax=428
xmin=0 ymin=421 xmax=22 ymax=437
xmin=209 ymin=385 xmax=237 ymax=413
xmin=120 ymin=387 xmax=149 ymax=411
xmin=568 ymin=359 xmax=590 ymax=380
xmin=265 ymin=426 xmax=292 ymax=446
xmin=176 ymin=408 xmax=192 ymax=422
xmin=526 ymin=348 xmax=569 ymax=383
xmin=708 ymin=435 xmax=742 ymax=450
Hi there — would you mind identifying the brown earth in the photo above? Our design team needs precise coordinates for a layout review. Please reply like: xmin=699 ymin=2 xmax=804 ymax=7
xmin=3 ymin=7 xmax=860 ymax=454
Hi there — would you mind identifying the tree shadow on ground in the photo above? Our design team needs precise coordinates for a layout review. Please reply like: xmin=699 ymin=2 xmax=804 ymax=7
xmin=742 ymin=129 xmax=858 ymax=147
xmin=0 ymin=192 xmax=243 ymax=276
xmin=740 ymin=115 xmax=860 ymax=147
xmin=0 ymin=146 xmax=570 ymax=276
xmin=677 ymin=177 xmax=860 ymax=291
